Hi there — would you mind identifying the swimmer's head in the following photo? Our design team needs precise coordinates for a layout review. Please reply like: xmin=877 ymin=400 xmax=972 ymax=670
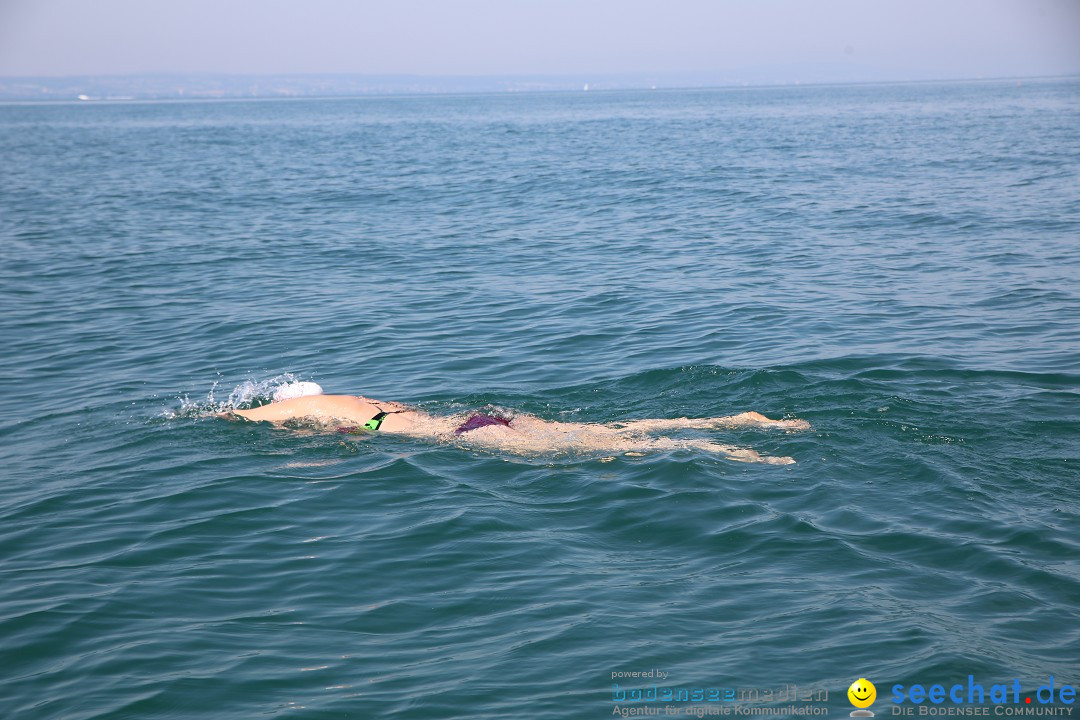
xmin=273 ymin=381 xmax=324 ymax=403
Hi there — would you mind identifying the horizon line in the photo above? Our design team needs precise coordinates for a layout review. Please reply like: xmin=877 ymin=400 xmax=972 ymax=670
xmin=0 ymin=71 xmax=1075 ymax=105
xmin=4 ymin=69 xmax=1080 ymax=80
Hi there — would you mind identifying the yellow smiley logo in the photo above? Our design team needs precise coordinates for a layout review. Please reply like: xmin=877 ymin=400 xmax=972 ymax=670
xmin=848 ymin=678 xmax=877 ymax=708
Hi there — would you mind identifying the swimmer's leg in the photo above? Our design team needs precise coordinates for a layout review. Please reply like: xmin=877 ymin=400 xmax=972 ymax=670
xmin=446 ymin=418 xmax=795 ymax=463
xmin=610 ymin=412 xmax=810 ymax=433
xmin=645 ymin=437 xmax=796 ymax=465
xmin=709 ymin=412 xmax=810 ymax=431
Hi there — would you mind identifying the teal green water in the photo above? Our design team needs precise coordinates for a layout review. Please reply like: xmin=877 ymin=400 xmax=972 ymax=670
xmin=1 ymin=79 xmax=1079 ymax=719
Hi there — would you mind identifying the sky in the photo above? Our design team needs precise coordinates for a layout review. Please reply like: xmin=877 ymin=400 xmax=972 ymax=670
xmin=1 ymin=0 xmax=1078 ymax=82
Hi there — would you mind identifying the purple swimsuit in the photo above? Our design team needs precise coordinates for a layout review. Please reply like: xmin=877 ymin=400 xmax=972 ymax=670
xmin=454 ymin=414 xmax=511 ymax=434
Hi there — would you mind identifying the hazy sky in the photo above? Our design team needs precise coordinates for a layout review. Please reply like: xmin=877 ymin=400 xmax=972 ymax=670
xmin=1 ymin=0 xmax=1078 ymax=80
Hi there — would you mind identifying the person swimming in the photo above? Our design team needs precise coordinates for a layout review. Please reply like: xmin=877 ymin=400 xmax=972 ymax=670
xmin=222 ymin=381 xmax=810 ymax=464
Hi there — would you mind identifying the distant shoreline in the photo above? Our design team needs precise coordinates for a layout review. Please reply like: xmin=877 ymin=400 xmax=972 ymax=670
xmin=0 ymin=72 xmax=1075 ymax=104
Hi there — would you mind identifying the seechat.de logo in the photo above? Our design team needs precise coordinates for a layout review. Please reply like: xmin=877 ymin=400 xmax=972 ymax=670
xmin=849 ymin=678 xmax=877 ymax=717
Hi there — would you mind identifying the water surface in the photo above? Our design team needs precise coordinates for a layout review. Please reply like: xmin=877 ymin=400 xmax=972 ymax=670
xmin=2 ymin=79 xmax=1079 ymax=719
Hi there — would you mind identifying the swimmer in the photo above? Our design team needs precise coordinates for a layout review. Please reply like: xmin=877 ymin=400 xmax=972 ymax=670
xmin=221 ymin=382 xmax=810 ymax=464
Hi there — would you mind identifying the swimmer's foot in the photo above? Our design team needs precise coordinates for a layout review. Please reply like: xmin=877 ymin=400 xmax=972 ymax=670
xmin=732 ymin=451 xmax=796 ymax=465
xmin=713 ymin=412 xmax=811 ymax=431
xmin=710 ymin=445 xmax=795 ymax=465
xmin=774 ymin=418 xmax=811 ymax=432
xmin=723 ymin=447 xmax=766 ymax=463
xmin=765 ymin=455 xmax=796 ymax=465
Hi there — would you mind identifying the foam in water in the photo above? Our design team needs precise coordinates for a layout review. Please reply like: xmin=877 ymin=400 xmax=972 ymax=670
xmin=273 ymin=381 xmax=324 ymax=402
xmin=173 ymin=373 xmax=317 ymax=417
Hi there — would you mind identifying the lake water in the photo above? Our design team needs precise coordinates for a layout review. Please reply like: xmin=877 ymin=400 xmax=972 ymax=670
xmin=2 ymin=79 xmax=1078 ymax=719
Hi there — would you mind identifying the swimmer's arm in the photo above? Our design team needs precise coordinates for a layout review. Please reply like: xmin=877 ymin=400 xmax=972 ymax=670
xmin=218 ymin=395 xmax=335 ymax=423
xmin=217 ymin=395 xmax=376 ymax=424
xmin=218 ymin=405 xmax=292 ymax=422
